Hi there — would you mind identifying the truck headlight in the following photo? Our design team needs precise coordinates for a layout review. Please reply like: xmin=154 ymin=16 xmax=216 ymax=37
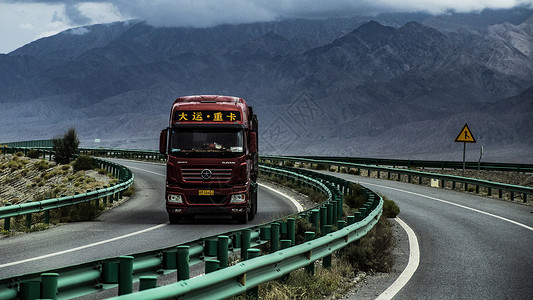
xmin=167 ymin=194 xmax=183 ymax=203
xmin=230 ymin=193 xmax=246 ymax=203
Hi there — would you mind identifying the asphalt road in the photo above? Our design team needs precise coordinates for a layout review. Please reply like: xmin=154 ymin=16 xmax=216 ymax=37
xmin=0 ymin=159 xmax=297 ymax=279
xmin=320 ymin=171 xmax=533 ymax=300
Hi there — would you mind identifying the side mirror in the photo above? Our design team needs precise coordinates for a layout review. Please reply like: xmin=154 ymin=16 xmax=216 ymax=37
xmin=159 ymin=129 xmax=168 ymax=154
xmin=249 ymin=131 xmax=257 ymax=154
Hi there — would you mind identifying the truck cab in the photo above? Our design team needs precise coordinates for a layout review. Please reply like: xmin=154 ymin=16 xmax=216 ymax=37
xmin=159 ymin=95 xmax=258 ymax=224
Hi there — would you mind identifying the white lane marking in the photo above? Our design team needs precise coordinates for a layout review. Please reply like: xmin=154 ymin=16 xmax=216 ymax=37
xmin=127 ymin=165 xmax=165 ymax=177
xmin=0 ymin=223 xmax=167 ymax=268
xmin=258 ymin=183 xmax=304 ymax=212
xmin=358 ymin=181 xmax=533 ymax=232
xmin=376 ymin=217 xmax=420 ymax=300
xmin=0 ymin=168 xmax=303 ymax=268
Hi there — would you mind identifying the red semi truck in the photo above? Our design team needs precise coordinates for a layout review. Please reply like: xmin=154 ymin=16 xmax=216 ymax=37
xmin=159 ymin=95 xmax=258 ymax=224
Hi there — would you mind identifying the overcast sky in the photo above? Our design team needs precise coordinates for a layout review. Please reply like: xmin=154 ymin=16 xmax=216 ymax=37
xmin=1 ymin=0 xmax=532 ymax=54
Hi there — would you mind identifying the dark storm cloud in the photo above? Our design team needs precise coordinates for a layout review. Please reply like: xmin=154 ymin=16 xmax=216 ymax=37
xmin=5 ymin=0 xmax=533 ymax=27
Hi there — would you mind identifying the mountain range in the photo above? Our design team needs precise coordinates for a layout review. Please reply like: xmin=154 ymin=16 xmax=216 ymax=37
xmin=1 ymin=8 xmax=532 ymax=162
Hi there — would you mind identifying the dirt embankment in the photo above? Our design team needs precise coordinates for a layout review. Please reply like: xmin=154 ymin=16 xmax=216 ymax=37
xmin=0 ymin=153 xmax=116 ymax=206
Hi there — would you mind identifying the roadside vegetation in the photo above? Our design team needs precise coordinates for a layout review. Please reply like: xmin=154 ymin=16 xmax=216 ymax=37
xmin=254 ymin=171 xmax=399 ymax=299
xmin=0 ymin=151 xmax=129 ymax=236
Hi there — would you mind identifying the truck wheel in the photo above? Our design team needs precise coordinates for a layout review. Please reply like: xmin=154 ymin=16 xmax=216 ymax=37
xmin=169 ymin=213 xmax=183 ymax=224
xmin=248 ymin=189 xmax=257 ymax=221
xmin=235 ymin=213 xmax=248 ymax=224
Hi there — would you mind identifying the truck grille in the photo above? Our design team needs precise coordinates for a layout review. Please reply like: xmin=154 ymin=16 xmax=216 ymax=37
xmin=181 ymin=168 xmax=232 ymax=182
xmin=187 ymin=195 xmax=227 ymax=205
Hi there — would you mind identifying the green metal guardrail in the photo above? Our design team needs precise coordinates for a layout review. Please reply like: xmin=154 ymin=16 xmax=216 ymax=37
xmin=3 ymin=139 xmax=532 ymax=172
xmin=0 ymin=147 xmax=134 ymax=232
xmin=262 ymin=156 xmax=533 ymax=203
xmin=295 ymin=155 xmax=533 ymax=173
xmin=0 ymin=162 xmax=382 ymax=300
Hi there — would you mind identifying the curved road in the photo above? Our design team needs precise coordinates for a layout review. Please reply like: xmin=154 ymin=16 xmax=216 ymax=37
xmin=2 ymin=161 xmax=532 ymax=299
xmin=0 ymin=159 xmax=298 ymax=279
xmin=321 ymin=171 xmax=533 ymax=299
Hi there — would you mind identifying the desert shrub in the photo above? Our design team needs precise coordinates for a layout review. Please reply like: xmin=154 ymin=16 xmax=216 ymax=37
xmin=122 ymin=185 xmax=135 ymax=197
xmin=73 ymin=155 xmax=94 ymax=172
xmin=341 ymin=216 xmax=395 ymax=273
xmin=295 ymin=217 xmax=319 ymax=244
xmin=314 ymin=164 xmax=328 ymax=170
xmin=344 ymin=183 xmax=365 ymax=209
xmin=27 ymin=149 xmax=40 ymax=159
xmin=348 ymin=169 xmax=360 ymax=175
xmin=52 ymin=201 xmax=103 ymax=223
xmin=34 ymin=160 xmax=49 ymax=170
xmin=53 ymin=127 xmax=80 ymax=164
xmin=383 ymin=196 xmax=400 ymax=218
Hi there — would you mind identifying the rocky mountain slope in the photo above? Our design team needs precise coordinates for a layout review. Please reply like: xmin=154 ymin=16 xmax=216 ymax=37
xmin=0 ymin=9 xmax=532 ymax=162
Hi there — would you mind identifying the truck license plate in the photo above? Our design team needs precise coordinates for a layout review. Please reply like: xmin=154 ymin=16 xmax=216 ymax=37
xmin=198 ymin=190 xmax=214 ymax=196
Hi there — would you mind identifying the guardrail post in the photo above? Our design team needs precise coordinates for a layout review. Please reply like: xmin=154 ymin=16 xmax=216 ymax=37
xmin=510 ymin=191 xmax=515 ymax=201
xmin=205 ymin=259 xmax=220 ymax=273
xmin=311 ymin=209 xmax=319 ymax=230
xmin=20 ymin=280 xmax=40 ymax=300
xmin=322 ymin=225 xmax=333 ymax=269
xmin=499 ymin=189 xmax=503 ymax=199
xmin=523 ymin=193 xmax=528 ymax=203
xmin=41 ymin=273 xmax=59 ymax=299
xmin=25 ymin=212 xmax=32 ymax=230
xmin=177 ymin=246 xmax=190 ymax=281
xmin=3 ymin=202 xmax=11 ymax=231
xmin=102 ymin=261 xmax=119 ymax=283
xmin=260 ymin=226 xmax=271 ymax=240
xmin=488 ymin=187 xmax=492 ymax=196
xmin=354 ymin=211 xmax=361 ymax=222
xmin=44 ymin=210 xmax=50 ymax=225
xmin=287 ymin=218 xmax=296 ymax=246
xmin=271 ymin=223 xmax=280 ymax=252
xmin=241 ymin=229 xmax=251 ymax=260
xmin=119 ymin=256 xmax=133 ymax=295
xmin=245 ymin=249 xmax=261 ymax=299
xmin=331 ymin=201 xmax=337 ymax=224
xmin=139 ymin=276 xmax=158 ymax=291
xmin=280 ymin=240 xmax=292 ymax=282
xmin=305 ymin=232 xmax=316 ymax=275
xmin=320 ymin=206 xmax=327 ymax=233
xmin=326 ymin=203 xmax=333 ymax=225
xmin=347 ymin=215 xmax=355 ymax=225
xmin=217 ymin=235 xmax=229 ymax=268
xmin=163 ymin=249 xmax=177 ymax=269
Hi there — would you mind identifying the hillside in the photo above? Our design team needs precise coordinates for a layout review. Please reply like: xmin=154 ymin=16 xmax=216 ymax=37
xmin=0 ymin=9 xmax=532 ymax=162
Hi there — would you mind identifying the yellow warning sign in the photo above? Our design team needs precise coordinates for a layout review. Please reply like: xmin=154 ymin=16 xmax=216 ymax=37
xmin=455 ymin=123 xmax=476 ymax=143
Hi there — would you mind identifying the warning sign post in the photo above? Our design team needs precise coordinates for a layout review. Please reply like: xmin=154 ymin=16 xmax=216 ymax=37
xmin=455 ymin=123 xmax=476 ymax=176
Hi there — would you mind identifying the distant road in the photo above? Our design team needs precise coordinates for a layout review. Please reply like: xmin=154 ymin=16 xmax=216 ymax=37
xmin=319 ymin=171 xmax=533 ymax=299
xmin=0 ymin=159 xmax=298 ymax=279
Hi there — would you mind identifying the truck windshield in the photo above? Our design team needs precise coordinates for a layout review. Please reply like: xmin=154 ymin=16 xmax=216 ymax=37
xmin=170 ymin=128 xmax=244 ymax=158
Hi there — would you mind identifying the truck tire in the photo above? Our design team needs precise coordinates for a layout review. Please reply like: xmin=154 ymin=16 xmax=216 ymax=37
xmin=248 ymin=188 xmax=257 ymax=221
xmin=169 ymin=213 xmax=183 ymax=224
